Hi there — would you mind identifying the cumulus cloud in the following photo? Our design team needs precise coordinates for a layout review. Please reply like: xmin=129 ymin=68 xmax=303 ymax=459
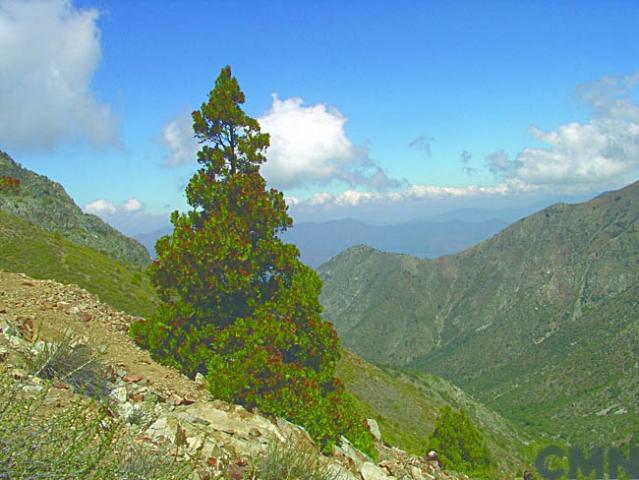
xmin=297 ymin=179 xmax=537 ymax=210
xmin=161 ymin=115 xmax=199 ymax=166
xmin=259 ymin=96 xmax=401 ymax=190
xmin=121 ymin=198 xmax=143 ymax=212
xmin=0 ymin=0 xmax=118 ymax=150
xmin=505 ymin=73 xmax=639 ymax=186
xmin=83 ymin=198 xmax=116 ymax=215
xmin=83 ymin=197 xmax=143 ymax=215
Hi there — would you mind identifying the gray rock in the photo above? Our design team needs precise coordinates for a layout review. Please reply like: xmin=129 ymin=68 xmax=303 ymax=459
xmin=361 ymin=461 xmax=394 ymax=480
xmin=366 ymin=418 xmax=382 ymax=442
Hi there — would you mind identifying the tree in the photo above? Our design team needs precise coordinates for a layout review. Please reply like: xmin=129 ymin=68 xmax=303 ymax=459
xmin=427 ymin=406 xmax=492 ymax=478
xmin=131 ymin=66 xmax=374 ymax=456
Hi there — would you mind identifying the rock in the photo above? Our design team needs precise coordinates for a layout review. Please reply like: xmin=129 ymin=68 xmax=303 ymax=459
xmin=326 ymin=463 xmax=359 ymax=480
xmin=124 ymin=374 xmax=144 ymax=383
xmin=110 ymin=386 xmax=128 ymax=403
xmin=361 ymin=461 xmax=392 ymax=480
xmin=366 ymin=418 xmax=382 ymax=442
xmin=195 ymin=372 xmax=207 ymax=388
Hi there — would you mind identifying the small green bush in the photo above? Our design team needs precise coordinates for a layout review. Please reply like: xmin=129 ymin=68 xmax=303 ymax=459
xmin=255 ymin=436 xmax=342 ymax=480
xmin=427 ymin=406 xmax=493 ymax=478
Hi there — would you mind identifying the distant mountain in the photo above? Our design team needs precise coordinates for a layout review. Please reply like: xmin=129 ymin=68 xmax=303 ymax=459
xmin=134 ymin=217 xmax=509 ymax=266
xmin=134 ymin=226 xmax=171 ymax=258
xmin=282 ymin=218 xmax=509 ymax=267
xmin=319 ymin=180 xmax=639 ymax=445
xmin=0 ymin=151 xmax=150 ymax=267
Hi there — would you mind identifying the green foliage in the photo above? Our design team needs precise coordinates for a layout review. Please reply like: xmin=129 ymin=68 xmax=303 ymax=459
xmin=251 ymin=436 xmax=342 ymax=480
xmin=0 ymin=369 xmax=193 ymax=479
xmin=132 ymin=66 xmax=375 ymax=458
xmin=428 ymin=406 xmax=493 ymax=478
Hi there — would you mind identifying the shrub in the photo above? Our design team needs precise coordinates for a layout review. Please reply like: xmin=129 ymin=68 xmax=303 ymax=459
xmin=28 ymin=330 xmax=110 ymax=400
xmin=131 ymin=65 xmax=375 ymax=458
xmin=255 ymin=436 xmax=342 ymax=480
xmin=427 ymin=406 xmax=493 ymax=478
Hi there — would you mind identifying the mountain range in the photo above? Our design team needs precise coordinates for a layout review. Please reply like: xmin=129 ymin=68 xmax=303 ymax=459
xmin=319 ymin=180 xmax=639 ymax=445
xmin=135 ymin=217 xmax=509 ymax=268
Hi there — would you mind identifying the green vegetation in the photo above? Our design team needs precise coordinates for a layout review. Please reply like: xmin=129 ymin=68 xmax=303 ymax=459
xmin=337 ymin=351 xmax=529 ymax=478
xmin=427 ymin=407 xmax=492 ymax=478
xmin=0 ymin=369 xmax=193 ymax=479
xmin=0 ymin=150 xmax=150 ymax=267
xmin=132 ymin=66 xmax=375 ymax=457
xmin=319 ymin=181 xmax=639 ymax=446
xmin=254 ymin=437 xmax=341 ymax=480
xmin=0 ymin=210 xmax=157 ymax=318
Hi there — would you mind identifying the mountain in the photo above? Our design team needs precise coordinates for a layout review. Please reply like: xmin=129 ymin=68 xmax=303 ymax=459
xmin=134 ymin=225 xmax=171 ymax=258
xmin=0 ymin=151 xmax=150 ymax=267
xmin=319 ymin=180 xmax=639 ymax=445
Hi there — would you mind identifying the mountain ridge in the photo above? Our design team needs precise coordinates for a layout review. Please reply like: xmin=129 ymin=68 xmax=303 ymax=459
xmin=319 ymin=179 xmax=639 ymax=444
xmin=0 ymin=151 xmax=150 ymax=267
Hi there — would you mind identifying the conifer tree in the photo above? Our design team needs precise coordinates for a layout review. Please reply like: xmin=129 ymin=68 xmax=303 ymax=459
xmin=132 ymin=66 xmax=374 ymax=455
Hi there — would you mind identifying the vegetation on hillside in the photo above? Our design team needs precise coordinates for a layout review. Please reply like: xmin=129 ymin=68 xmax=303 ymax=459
xmin=427 ymin=407 xmax=492 ymax=478
xmin=0 ymin=210 xmax=157 ymax=318
xmin=132 ymin=66 xmax=375 ymax=457
xmin=0 ymin=150 xmax=150 ymax=267
xmin=337 ymin=351 xmax=529 ymax=478
xmin=320 ymin=181 xmax=639 ymax=446
xmin=0 ymin=369 xmax=193 ymax=479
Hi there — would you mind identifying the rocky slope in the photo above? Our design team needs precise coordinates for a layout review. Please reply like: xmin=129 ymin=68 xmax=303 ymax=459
xmin=0 ymin=151 xmax=150 ymax=267
xmin=319 ymin=180 xmax=639 ymax=444
xmin=0 ymin=270 xmax=475 ymax=480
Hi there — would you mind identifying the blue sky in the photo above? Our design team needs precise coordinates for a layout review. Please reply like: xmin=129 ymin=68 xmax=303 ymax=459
xmin=1 ymin=0 xmax=639 ymax=233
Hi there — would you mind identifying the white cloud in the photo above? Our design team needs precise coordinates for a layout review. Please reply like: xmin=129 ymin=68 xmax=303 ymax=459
xmin=505 ymin=73 xmax=639 ymax=186
xmin=121 ymin=198 xmax=143 ymax=212
xmin=83 ymin=199 xmax=116 ymax=215
xmin=162 ymin=95 xmax=400 ymax=190
xmin=258 ymin=96 xmax=357 ymax=188
xmin=161 ymin=115 xmax=199 ymax=166
xmin=0 ymin=0 xmax=118 ymax=150
xmin=83 ymin=197 xmax=143 ymax=216
xmin=300 ymin=180 xmax=535 ymax=210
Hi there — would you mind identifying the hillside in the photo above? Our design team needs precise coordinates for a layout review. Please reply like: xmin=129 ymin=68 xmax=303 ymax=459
xmin=319 ymin=180 xmax=639 ymax=444
xmin=0 ymin=151 xmax=150 ymax=267
xmin=336 ymin=351 xmax=530 ymax=475
xmin=0 ymin=210 xmax=157 ymax=318
xmin=0 ymin=270 xmax=480 ymax=480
